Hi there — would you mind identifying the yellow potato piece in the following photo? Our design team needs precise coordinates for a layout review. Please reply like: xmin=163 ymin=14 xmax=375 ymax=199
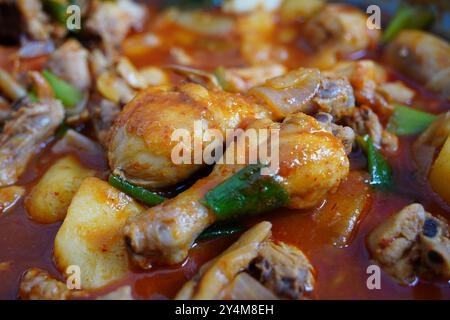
xmin=54 ymin=177 xmax=145 ymax=289
xmin=429 ymin=136 xmax=450 ymax=205
xmin=25 ymin=155 xmax=95 ymax=224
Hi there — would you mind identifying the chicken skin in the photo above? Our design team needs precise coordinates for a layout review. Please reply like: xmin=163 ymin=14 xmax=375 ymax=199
xmin=303 ymin=4 xmax=380 ymax=56
xmin=175 ymin=221 xmax=315 ymax=300
xmin=384 ymin=30 xmax=450 ymax=99
xmin=124 ymin=112 xmax=349 ymax=266
xmin=108 ymin=68 xmax=354 ymax=188
xmin=0 ymin=99 xmax=64 ymax=187
xmin=108 ymin=83 xmax=271 ymax=188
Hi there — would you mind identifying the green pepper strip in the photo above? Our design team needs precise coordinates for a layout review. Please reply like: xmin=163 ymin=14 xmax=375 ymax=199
xmin=197 ymin=224 xmax=244 ymax=241
xmin=357 ymin=135 xmax=393 ymax=190
xmin=108 ymin=175 xmax=166 ymax=207
xmin=43 ymin=0 xmax=68 ymax=25
xmin=387 ymin=104 xmax=437 ymax=136
xmin=382 ymin=5 xmax=434 ymax=43
xmin=204 ymin=164 xmax=290 ymax=221
xmin=55 ymin=123 xmax=70 ymax=139
xmin=213 ymin=66 xmax=229 ymax=91
xmin=42 ymin=70 xmax=84 ymax=108
xmin=27 ymin=88 xmax=39 ymax=103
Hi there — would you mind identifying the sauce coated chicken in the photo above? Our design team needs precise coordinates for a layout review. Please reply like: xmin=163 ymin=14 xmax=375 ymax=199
xmin=108 ymin=68 xmax=354 ymax=188
xmin=124 ymin=112 xmax=349 ymax=265
xmin=0 ymin=0 xmax=448 ymax=301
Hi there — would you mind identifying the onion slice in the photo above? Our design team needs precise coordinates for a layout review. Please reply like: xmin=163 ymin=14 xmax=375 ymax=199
xmin=250 ymin=68 xmax=321 ymax=119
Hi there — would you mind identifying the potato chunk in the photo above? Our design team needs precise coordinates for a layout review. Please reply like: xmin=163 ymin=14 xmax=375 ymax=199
xmin=429 ymin=136 xmax=450 ymax=205
xmin=25 ymin=156 xmax=95 ymax=224
xmin=54 ymin=177 xmax=145 ymax=289
xmin=313 ymin=171 xmax=372 ymax=246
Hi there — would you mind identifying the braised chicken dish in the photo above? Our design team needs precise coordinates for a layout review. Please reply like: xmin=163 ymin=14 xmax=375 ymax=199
xmin=0 ymin=0 xmax=449 ymax=300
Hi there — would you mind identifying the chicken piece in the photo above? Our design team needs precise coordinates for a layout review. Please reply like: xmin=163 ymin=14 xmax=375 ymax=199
xmin=0 ymin=185 xmax=25 ymax=214
xmin=313 ymin=112 xmax=355 ymax=154
xmin=0 ymin=99 xmax=64 ymax=187
xmin=384 ymin=30 xmax=450 ymax=99
xmin=313 ymin=72 xmax=356 ymax=120
xmin=177 ymin=221 xmax=272 ymax=300
xmin=332 ymin=60 xmax=387 ymax=86
xmin=303 ymin=4 xmax=379 ymax=56
xmin=216 ymin=64 xmax=286 ymax=93
xmin=176 ymin=222 xmax=315 ymax=300
xmin=368 ymin=204 xmax=450 ymax=284
xmin=348 ymin=105 xmax=398 ymax=154
xmin=419 ymin=217 xmax=450 ymax=278
xmin=108 ymin=83 xmax=270 ymax=188
xmin=19 ymin=267 xmax=133 ymax=300
xmin=86 ymin=0 xmax=146 ymax=54
xmin=108 ymin=68 xmax=354 ymax=188
xmin=250 ymin=68 xmax=355 ymax=120
xmin=352 ymin=106 xmax=381 ymax=147
xmin=125 ymin=176 xmax=218 ymax=267
xmin=45 ymin=39 xmax=90 ymax=122
xmin=46 ymin=40 xmax=91 ymax=92
xmin=331 ymin=60 xmax=393 ymax=115
xmin=252 ymin=241 xmax=315 ymax=299
xmin=19 ymin=268 xmax=88 ymax=300
xmin=124 ymin=113 xmax=349 ymax=266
